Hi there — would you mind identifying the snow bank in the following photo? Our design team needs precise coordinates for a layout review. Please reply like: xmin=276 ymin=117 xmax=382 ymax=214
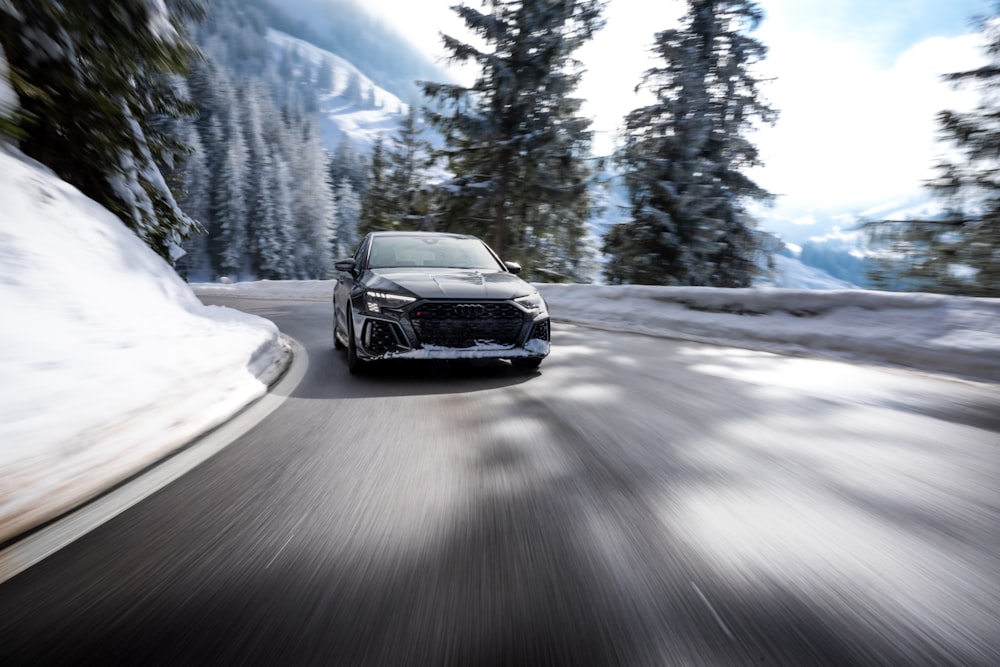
xmin=536 ymin=284 xmax=1000 ymax=384
xmin=0 ymin=148 xmax=290 ymax=543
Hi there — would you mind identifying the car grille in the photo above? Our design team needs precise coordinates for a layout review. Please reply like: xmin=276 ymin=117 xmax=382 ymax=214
xmin=410 ymin=302 xmax=524 ymax=348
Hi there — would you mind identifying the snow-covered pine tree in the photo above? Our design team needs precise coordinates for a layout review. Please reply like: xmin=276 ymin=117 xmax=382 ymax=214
xmin=257 ymin=75 xmax=298 ymax=279
xmin=866 ymin=3 xmax=1000 ymax=297
xmin=329 ymin=136 xmax=368 ymax=202
xmin=334 ymin=178 xmax=362 ymax=257
xmin=257 ymin=153 xmax=296 ymax=279
xmin=212 ymin=85 xmax=250 ymax=279
xmin=174 ymin=124 xmax=212 ymax=280
xmin=359 ymin=138 xmax=395 ymax=234
xmin=0 ymin=40 xmax=20 ymax=141
xmin=386 ymin=106 xmax=434 ymax=230
xmin=215 ymin=145 xmax=250 ymax=278
xmin=241 ymin=84 xmax=278 ymax=278
xmin=605 ymin=0 xmax=776 ymax=287
xmin=289 ymin=119 xmax=336 ymax=278
xmin=420 ymin=0 xmax=605 ymax=274
xmin=0 ymin=0 xmax=205 ymax=260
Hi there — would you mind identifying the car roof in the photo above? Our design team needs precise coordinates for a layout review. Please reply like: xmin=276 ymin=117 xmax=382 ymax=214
xmin=367 ymin=231 xmax=478 ymax=240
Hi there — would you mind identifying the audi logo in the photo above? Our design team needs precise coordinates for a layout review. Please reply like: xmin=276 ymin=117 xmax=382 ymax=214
xmin=453 ymin=304 xmax=486 ymax=318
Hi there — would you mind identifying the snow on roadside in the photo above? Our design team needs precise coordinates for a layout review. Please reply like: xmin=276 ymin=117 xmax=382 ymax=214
xmin=536 ymin=284 xmax=1000 ymax=384
xmin=0 ymin=148 xmax=289 ymax=544
xmin=193 ymin=279 xmax=1000 ymax=384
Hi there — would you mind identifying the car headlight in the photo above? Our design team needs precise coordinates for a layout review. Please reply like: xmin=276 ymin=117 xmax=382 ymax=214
xmin=515 ymin=292 xmax=547 ymax=312
xmin=365 ymin=290 xmax=416 ymax=313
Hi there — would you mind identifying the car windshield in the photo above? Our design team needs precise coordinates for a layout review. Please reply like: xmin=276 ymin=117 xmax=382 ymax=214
xmin=368 ymin=236 xmax=505 ymax=270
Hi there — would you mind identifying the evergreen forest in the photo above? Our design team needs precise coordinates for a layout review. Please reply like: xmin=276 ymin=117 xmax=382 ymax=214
xmin=1 ymin=0 xmax=996 ymax=294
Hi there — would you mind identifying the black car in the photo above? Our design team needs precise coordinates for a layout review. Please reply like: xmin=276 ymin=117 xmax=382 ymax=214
xmin=333 ymin=231 xmax=551 ymax=373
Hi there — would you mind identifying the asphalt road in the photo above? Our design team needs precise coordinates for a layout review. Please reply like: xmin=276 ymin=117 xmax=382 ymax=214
xmin=1 ymin=295 xmax=998 ymax=666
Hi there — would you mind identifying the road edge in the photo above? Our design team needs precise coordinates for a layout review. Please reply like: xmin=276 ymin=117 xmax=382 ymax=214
xmin=0 ymin=335 xmax=308 ymax=585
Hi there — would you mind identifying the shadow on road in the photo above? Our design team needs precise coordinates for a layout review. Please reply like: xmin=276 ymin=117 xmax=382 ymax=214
xmin=295 ymin=347 xmax=540 ymax=400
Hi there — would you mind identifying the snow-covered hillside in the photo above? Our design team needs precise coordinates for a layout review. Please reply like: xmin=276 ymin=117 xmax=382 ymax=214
xmin=267 ymin=29 xmax=408 ymax=151
xmin=757 ymin=254 xmax=857 ymax=290
xmin=0 ymin=148 xmax=289 ymax=544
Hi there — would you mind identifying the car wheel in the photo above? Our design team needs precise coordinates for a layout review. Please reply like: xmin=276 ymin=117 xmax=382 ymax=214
xmin=333 ymin=308 xmax=345 ymax=349
xmin=346 ymin=313 xmax=365 ymax=374
xmin=512 ymin=357 xmax=543 ymax=371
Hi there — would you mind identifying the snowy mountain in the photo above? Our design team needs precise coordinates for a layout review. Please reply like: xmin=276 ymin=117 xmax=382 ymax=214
xmin=245 ymin=0 xmax=450 ymax=105
xmin=266 ymin=29 xmax=408 ymax=152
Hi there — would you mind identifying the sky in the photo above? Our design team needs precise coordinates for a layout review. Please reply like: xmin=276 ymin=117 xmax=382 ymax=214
xmin=4 ymin=141 xmax=999 ymax=548
xmin=355 ymin=0 xmax=991 ymax=242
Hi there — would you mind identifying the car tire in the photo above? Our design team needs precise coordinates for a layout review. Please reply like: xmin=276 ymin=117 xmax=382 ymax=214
xmin=333 ymin=308 xmax=345 ymax=349
xmin=346 ymin=313 xmax=365 ymax=374
xmin=512 ymin=357 xmax=543 ymax=371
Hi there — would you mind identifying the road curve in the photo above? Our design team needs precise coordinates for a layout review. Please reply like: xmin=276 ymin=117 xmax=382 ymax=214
xmin=1 ymin=295 xmax=998 ymax=666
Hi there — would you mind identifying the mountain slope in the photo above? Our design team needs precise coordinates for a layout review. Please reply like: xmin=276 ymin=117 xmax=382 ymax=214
xmin=248 ymin=0 xmax=451 ymax=104
xmin=266 ymin=29 xmax=408 ymax=152
xmin=758 ymin=254 xmax=858 ymax=289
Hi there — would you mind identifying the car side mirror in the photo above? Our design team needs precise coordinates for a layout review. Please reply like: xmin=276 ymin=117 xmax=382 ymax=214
xmin=334 ymin=258 xmax=357 ymax=274
xmin=504 ymin=261 xmax=522 ymax=275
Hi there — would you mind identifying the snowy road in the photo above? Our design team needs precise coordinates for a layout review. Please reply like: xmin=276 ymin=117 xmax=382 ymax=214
xmin=1 ymin=296 xmax=998 ymax=665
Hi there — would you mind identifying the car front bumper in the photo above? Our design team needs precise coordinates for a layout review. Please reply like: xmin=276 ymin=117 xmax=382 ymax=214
xmin=350 ymin=298 xmax=550 ymax=362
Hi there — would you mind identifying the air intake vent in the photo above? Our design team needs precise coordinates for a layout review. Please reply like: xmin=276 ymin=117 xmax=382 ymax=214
xmin=530 ymin=320 xmax=550 ymax=342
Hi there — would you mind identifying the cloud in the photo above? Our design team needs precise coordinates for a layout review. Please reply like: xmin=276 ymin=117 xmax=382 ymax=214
xmin=748 ymin=30 xmax=983 ymax=217
xmin=576 ymin=3 xmax=685 ymax=156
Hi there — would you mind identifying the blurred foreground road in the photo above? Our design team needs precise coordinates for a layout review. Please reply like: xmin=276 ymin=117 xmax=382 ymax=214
xmin=1 ymin=295 xmax=998 ymax=665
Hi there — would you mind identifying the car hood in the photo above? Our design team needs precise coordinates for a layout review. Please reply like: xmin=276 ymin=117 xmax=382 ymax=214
xmin=367 ymin=268 xmax=533 ymax=300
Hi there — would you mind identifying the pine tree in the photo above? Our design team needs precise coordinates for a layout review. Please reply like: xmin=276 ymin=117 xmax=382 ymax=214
xmin=334 ymin=178 xmax=362 ymax=257
xmin=0 ymin=41 xmax=21 ymax=140
xmin=174 ymin=124 xmax=212 ymax=280
xmin=0 ymin=0 xmax=205 ymax=260
xmin=420 ymin=0 xmax=605 ymax=274
xmin=358 ymin=138 xmax=395 ymax=234
xmin=241 ymin=85 xmax=276 ymax=277
xmin=605 ymin=0 xmax=776 ymax=287
xmin=214 ymin=118 xmax=250 ymax=278
xmin=866 ymin=4 xmax=1000 ymax=297
xmin=257 ymin=154 xmax=296 ymax=279
xmin=329 ymin=136 xmax=367 ymax=200
xmin=289 ymin=119 xmax=335 ymax=278
xmin=386 ymin=106 xmax=434 ymax=230
xmin=257 ymin=82 xmax=297 ymax=279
